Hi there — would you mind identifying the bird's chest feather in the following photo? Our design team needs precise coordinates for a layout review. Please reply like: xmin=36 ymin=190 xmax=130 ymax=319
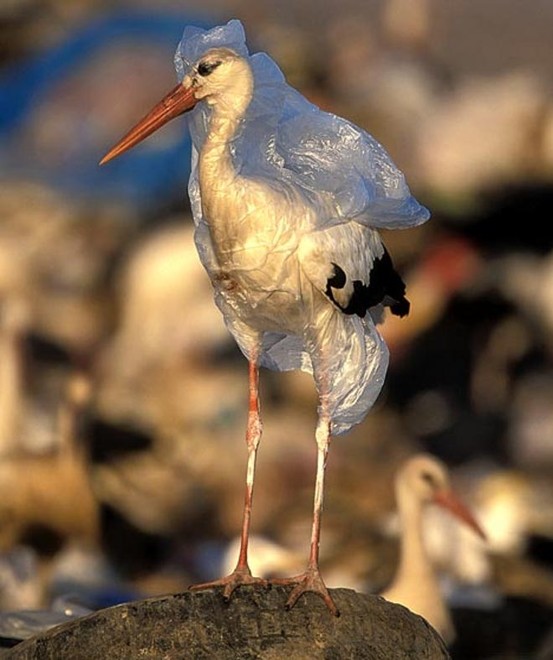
xmin=201 ymin=180 xmax=313 ymax=328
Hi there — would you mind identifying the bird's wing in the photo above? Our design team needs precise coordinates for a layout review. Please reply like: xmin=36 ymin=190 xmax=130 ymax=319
xmin=229 ymin=57 xmax=430 ymax=231
xmin=276 ymin=106 xmax=430 ymax=230
xmin=298 ymin=222 xmax=410 ymax=319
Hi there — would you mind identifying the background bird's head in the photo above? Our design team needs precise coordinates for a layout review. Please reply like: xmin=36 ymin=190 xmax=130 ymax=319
xmin=398 ymin=454 xmax=450 ymax=504
xmin=396 ymin=454 xmax=486 ymax=540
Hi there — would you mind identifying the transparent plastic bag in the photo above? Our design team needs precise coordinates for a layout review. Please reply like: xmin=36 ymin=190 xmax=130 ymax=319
xmin=174 ymin=20 xmax=429 ymax=434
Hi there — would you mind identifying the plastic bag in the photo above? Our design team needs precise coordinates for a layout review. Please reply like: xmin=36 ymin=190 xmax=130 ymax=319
xmin=174 ymin=20 xmax=430 ymax=434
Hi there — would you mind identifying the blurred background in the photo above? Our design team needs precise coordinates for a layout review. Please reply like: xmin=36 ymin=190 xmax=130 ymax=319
xmin=0 ymin=1 xmax=553 ymax=657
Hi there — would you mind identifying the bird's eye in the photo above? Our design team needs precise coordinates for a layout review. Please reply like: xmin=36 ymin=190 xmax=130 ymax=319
xmin=197 ymin=60 xmax=221 ymax=77
xmin=421 ymin=471 xmax=436 ymax=486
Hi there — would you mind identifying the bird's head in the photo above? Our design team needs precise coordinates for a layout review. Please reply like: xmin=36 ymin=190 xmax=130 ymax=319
xmin=184 ymin=47 xmax=253 ymax=107
xmin=99 ymin=47 xmax=252 ymax=165
xmin=396 ymin=454 xmax=487 ymax=540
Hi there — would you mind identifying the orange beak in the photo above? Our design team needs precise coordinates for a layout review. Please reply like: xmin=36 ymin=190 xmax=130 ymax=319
xmin=99 ymin=82 xmax=198 ymax=165
xmin=433 ymin=489 xmax=487 ymax=541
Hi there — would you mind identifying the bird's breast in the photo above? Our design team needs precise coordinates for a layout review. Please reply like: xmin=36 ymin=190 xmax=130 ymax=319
xmin=199 ymin=173 xmax=316 ymax=331
xmin=202 ymin=180 xmax=306 ymax=278
xmin=209 ymin=233 xmax=306 ymax=333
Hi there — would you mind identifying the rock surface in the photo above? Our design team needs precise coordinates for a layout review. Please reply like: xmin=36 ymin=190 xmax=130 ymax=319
xmin=4 ymin=586 xmax=450 ymax=659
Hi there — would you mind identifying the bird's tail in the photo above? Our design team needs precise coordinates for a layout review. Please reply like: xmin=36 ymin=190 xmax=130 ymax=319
xmin=258 ymin=310 xmax=389 ymax=436
xmin=304 ymin=309 xmax=389 ymax=436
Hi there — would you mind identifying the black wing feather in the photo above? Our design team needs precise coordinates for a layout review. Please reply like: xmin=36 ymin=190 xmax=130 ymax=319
xmin=325 ymin=248 xmax=409 ymax=318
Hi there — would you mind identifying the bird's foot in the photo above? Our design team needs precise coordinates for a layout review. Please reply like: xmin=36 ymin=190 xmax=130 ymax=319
xmin=271 ymin=566 xmax=340 ymax=616
xmin=189 ymin=565 xmax=268 ymax=602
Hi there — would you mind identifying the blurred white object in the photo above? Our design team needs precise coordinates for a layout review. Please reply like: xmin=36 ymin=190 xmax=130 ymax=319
xmin=417 ymin=72 xmax=546 ymax=197
xmin=221 ymin=535 xmax=303 ymax=580
xmin=95 ymin=221 xmax=236 ymax=431
xmin=498 ymin=251 xmax=553 ymax=337
xmin=48 ymin=544 xmax=117 ymax=599
xmin=0 ymin=547 xmax=43 ymax=612
xmin=111 ymin=222 xmax=229 ymax=368
xmin=509 ymin=372 xmax=553 ymax=468
xmin=381 ymin=454 xmax=485 ymax=645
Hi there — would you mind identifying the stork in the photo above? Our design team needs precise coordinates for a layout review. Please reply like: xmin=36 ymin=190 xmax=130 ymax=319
xmin=381 ymin=454 xmax=486 ymax=643
xmin=100 ymin=20 xmax=429 ymax=616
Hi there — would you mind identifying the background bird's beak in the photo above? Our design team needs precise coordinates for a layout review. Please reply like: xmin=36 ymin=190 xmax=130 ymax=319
xmin=433 ymin=489 xmax=487 ymax=541
xmin=99 ymin=82 xmax=198 ymax=165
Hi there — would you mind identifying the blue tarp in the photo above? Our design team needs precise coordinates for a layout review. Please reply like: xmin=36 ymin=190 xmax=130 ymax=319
xmin=0 ymin=11 xmax=213 ymax=211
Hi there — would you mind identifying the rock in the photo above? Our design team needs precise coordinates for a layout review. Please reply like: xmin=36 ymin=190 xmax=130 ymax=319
xmin=4 ymin=586 xmax=449 ymax=659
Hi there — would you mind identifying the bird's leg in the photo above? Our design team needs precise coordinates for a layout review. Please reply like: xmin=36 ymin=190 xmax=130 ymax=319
xmin=227 ymin=357 xmax=267 ymax=586
xmin=190 ymin=357 xmax=267 ymax=599
xmin=272 ymin=395 xmax=339 ymax=616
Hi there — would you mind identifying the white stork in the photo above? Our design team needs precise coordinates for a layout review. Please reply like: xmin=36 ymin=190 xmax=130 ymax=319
xmin=381 ymin=454 xmax=486 ymax=643
xmin=101 ymin=20 xmax=429 ymax=615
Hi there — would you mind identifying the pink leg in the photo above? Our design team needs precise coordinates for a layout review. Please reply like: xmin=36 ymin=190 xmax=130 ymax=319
xmin=190 ymin=356 xmax=267 ymax=599
xmin=272 ymin=393 xmax=339 ymax=616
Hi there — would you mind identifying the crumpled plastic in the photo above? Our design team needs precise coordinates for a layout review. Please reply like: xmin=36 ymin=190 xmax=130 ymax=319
xmin=0 ymin=595 xmax=92 ymax=642
xmin=174 ymin=20 xmax=430 ymax=435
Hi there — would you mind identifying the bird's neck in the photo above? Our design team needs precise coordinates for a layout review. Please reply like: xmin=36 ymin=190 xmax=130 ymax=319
xmin=199 ymin=88 xmax=252 ymax=189
xmin=200 ymin=112 xmax=240 ymax=181
xmin=394 ymin=495 xmax=435 ymax=587
xmin=197 ymin=96 xmax=252 ymax=251
xmin=390 ymin=492 xmax=456 ymax=644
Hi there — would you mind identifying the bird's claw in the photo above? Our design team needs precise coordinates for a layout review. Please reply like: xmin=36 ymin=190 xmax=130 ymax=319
xmin=271 ymin=567 xmax=340 ymax=616
xmin=190 ymin=566 xmax=269 ymax=601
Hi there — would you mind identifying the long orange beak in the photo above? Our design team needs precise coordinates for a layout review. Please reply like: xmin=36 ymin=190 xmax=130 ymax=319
xmin=434 ymin=489 xmax=487 ymax=541
xmin=99 ymin=82 xmax=198 ymax=165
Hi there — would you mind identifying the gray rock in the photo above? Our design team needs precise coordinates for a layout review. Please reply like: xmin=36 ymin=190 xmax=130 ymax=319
xmin=4 ymin=586 xmax=450 ymax=659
